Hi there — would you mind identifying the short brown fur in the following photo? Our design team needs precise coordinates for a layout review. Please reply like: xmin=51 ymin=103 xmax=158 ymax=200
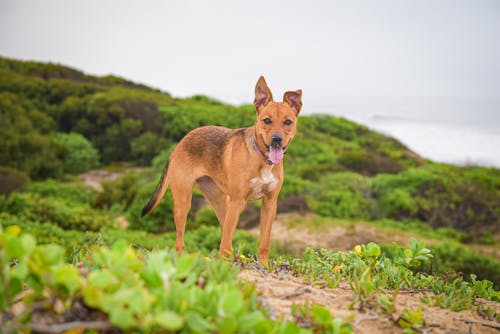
xmin=142 ymin=76 xmax=302 ymax=265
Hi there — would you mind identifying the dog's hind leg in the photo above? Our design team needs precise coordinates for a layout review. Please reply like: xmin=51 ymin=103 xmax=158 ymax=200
xmin=196 ymin=176 xmax=227 ymax=228
xmin=169 ymin=177 xmax=195 ymax=253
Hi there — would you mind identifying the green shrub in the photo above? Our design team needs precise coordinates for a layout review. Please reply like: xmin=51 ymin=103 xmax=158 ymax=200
xmin=55 ymin=132 xmax=100 ymax=173
xmin=0 ymin=214 xmax=99 ymax=259
xmin=131 ymin=131 xmax=171 ymax=166
xmin=425 ymin=242 xmax=500 ymax=289
xmin=0 ymin=216 xmax=272 ymax=260
xmin=371 ymin=166 xmax=499 ymax=236
xmin=300 ymin=115 xmax=359 ymax=141
xmin=380 ymin=240 xmax=500 ymax=289
xmin=280 ymin=173 xmax=315 ymax=199
xmin=93 ymin=171 xmax=144 ymax=211
xmin=127 ymin=182 xmax=175 ymax=233
xmin=191 ymin=207 xmax=220 ymax=230
xmin=0 ymin=193 xmax=116 ymax=231
xmin=27 ymin=179 xmax=95 ymax=205
xmin=0 ymin=92 xmax=65 ymax=179
xmin=337 ymin=150 xmax=402 ymax=176
xmin=311 ymin=172 xmax=378 ymax=220
xmin=0 ymin=166 xmax=30 ymax=195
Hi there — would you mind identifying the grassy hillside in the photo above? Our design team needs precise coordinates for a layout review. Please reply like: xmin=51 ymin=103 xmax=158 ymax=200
xmin=1 ymin=56 xmax=498 ymax=238
xmin=1 ymin=56 xmax=499 ymax=332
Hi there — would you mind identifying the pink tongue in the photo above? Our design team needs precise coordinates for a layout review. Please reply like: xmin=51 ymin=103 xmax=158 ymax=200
xmin=268 ymin=146 xmax=284 ymax=164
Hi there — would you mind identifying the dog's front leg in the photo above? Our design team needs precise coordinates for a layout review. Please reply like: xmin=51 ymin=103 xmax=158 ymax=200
xmin=258 ymin=195 xmax=278 ymax=266
xmin=218 ymin=197 xmax=246 ymax=258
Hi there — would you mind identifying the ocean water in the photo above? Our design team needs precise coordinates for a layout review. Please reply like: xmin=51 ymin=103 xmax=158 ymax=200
xmin=307 ymin=96 xmax=500 ymax=168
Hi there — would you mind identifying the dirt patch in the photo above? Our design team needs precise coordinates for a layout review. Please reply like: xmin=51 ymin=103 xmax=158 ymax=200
xmin=247 ymin=213 xmax=438 ymax=257
xmin=239 ymin=267 xmax=500 ymax=334
xmin=80 ymin=169 xmax=126 ymax=191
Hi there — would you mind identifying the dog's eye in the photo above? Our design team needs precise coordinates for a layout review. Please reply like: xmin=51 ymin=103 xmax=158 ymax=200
xmin=284 ymin=119 xmax=293 ymax=126
xmin=263 ymin=118 xmax=272 ymax=125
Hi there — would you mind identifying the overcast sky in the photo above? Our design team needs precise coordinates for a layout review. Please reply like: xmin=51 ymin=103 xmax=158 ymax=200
xmin=1 ymin=0 xmax=500 ymax=107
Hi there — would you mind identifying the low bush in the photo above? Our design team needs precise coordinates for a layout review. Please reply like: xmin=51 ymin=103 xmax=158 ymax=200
xmin=130 ymin=131 xmax=171 ymax=166
xmin=0 ymin=193 xmax=116 ymax=231
xmin=93 ymin=171 xmax=144 ymax=211
xmin=380 ymin=241 xmax=500 ymax=289
xmin=127 ymin=181 xmax=175 ymax=233
xmin=55 ymin=132 xmax=101 ymax=173
xmin=310 ymin=172 xmax=378 ymax=220
xmin=0 ymin=216 xmax=280 ymax=261
xmin=291 ymin=241 xmax=499 ymax=312
xmin=337 ymin=150 xmax=403 ymax=176
xmin=425 ymin=242 xmax=500 ymax=288
xmin=371 ymin=165 xmax=500 ymax=237
xmin=0 ymin=166 xmax=30 ymax=195
xmin=27 ymin=179 xmax=95 ymax=205
xmin=191 ymin=207 xmax=220 ymax=230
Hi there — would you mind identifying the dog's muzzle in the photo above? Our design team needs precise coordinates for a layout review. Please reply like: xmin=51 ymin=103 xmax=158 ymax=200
xmin=271 ymin=134 xmax=282 ymax=148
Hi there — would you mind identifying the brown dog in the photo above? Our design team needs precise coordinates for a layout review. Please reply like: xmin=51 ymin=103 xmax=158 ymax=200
xmin=142 ymin=76 xmax=302 ymax=265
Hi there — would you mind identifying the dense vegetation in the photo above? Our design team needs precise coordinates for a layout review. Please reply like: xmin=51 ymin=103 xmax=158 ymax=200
xmin=1 ymin=56 xmax=498 ymax=238
xmin=0 ymin=56 xmax=499 ymax=330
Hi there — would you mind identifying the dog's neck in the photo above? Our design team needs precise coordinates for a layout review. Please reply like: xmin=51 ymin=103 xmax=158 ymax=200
xmin=249 ymin=128 xmax=273 ymax=165
xmin=251 ymin=134 xmax=273 ymax=165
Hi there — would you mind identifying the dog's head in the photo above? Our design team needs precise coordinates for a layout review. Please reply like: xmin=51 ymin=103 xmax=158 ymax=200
xmin=253 ymin=76 xmax=302 ymax=165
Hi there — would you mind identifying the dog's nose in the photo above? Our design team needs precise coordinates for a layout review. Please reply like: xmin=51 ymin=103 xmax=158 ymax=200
xmin=271 ymin=134 xmax=282 ymax=144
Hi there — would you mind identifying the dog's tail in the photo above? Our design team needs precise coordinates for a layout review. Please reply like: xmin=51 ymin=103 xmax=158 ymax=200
xmin=141 ymin=158 xmax=171 ymax=217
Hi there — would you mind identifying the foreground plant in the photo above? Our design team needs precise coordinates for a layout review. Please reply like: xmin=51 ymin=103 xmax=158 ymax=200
xmin=289 ymin=238 xmax=499 ymax=331
xmin=0 ymin=225 xmax=352 ymax=333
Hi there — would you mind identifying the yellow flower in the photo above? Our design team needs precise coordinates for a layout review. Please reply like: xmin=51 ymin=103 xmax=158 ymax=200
xmin=354 ymin=245 xmax=362 ymax=256
xmin=239 ymin=254 xmax=251 ymax=262
xmin=333 ymin=265 xmax=341 ymax=273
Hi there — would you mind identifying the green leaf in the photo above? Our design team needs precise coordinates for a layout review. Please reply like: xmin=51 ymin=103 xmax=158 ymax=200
xmin=7 ymin=277 xmax=23 ymax=298
xmin=311 ymin=304 xmax=333 ymax=324
xmin=277 ymin=321 xmax=304 ymax=334
xmin=52 ymin=264 xmax=81 ymax=295
xmin=154 ymin=310 xmax=185 ymax=330
xmin=10 ymin=262 xmax=28 ymax=280
xmin=5 ymin=237 xmax=24 ymax=259
xmin=218 ymin=316 xmax=238 ymax=334
xmin=140 ymin=267 xmax=162 ymax=289
xmin=220 ymin=289 xmax=243 ymax=315
xmin=175 ymin=254 xmax=197 ymax=279
xmin=5 ymin=225 xmax=21 ymax=237
xmin=238 ymin=312 xmax=267 ymax=331
xmin=0 ymin=292 xmax=8 ymax=311
xmin=21 ymin=234 xmax=36 ymax=256
xmin=26 ymin=273 xmax=44 ymax=293
xmin=186 ymin=311 xmax=215 ymax=333
xmin=113 ymin=287 xmax=152 ymax=315
xmin=41 ymin=244 xmax=64 ymax=266
xmin=82 ymin=285 xmax=102 ymax=308
xmin=87 ymin=269 xmax=119 ymax=291
xmin=364 ymin=242 xmax=381 ymax=258
xmin=110 ymin=308 xmax=135 ymax=329
xmin=111 ymin=239 xmax=129 ymax=253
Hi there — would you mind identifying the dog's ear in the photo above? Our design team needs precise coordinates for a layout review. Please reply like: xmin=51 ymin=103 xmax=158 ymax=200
xmin=254 ymin=76 xmax=273 ymax=111
xmin=283 ymin=90 xmax=302 ymax=115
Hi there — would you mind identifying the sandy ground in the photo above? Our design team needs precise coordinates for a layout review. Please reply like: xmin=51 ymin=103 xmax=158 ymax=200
xmin=244 ymin=213 xmax=500 ymax=332
xmin=238 ymin=268 xmax=500 ymax=334
xmin=79 ymin=168 xmax=130 ymax=191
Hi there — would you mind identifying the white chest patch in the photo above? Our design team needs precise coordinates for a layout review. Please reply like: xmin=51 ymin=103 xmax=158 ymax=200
xmin=249 ymin=167 xmax=279 ymax=200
